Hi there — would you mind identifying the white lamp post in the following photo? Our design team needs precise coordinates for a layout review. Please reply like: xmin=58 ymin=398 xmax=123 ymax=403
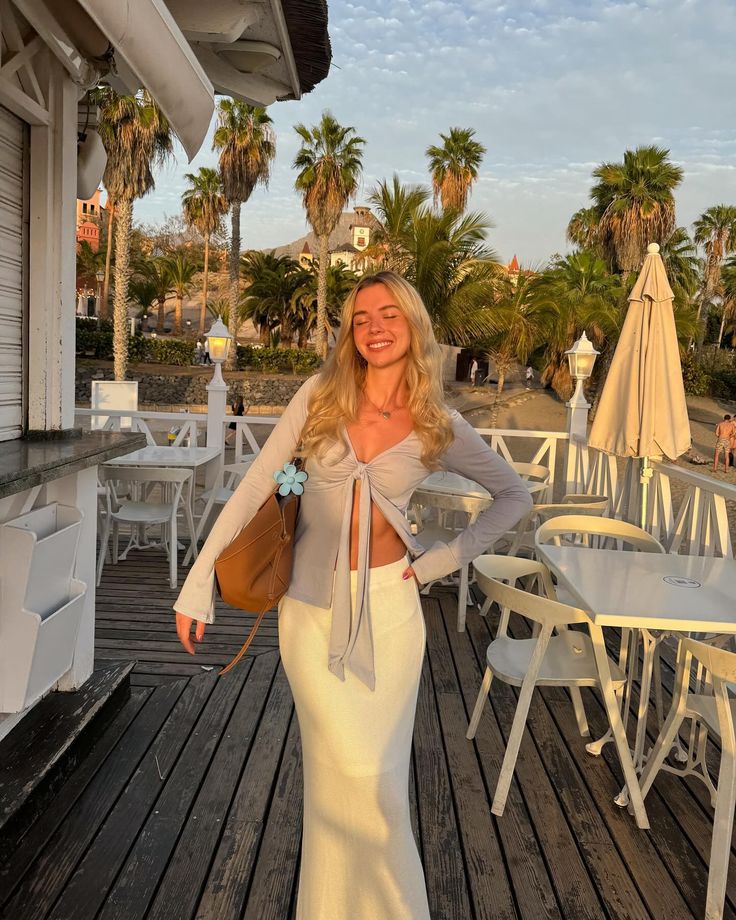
xmin=95 ymin=269 xmax=104 ymax=317
xmin=564 ymin=331 xmax=600 ymax=493
xmin=205 ymin=317 xmax=232 ymax=457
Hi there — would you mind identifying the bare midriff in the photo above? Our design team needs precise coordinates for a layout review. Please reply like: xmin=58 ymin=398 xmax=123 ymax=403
xmin=349 ymin=481 xmax=406 ymax=570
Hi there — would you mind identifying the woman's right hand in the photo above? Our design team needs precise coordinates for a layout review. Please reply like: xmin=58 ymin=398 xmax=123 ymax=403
xmin=176 ymin=611 xmax=206 ymax=654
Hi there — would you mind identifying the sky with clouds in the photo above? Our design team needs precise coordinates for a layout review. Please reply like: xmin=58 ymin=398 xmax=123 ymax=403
xmin=136 ymin=0 xmax=736 ymax=265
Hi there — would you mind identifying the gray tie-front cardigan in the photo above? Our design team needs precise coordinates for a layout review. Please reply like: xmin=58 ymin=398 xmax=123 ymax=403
xmin=174 ymin=374 xmax=533 ymax=690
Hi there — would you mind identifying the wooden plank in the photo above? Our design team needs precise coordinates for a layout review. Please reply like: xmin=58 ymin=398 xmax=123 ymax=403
xmin=582 ymin=660 xmax=736 ymax=915
xmin=0 ymin=688 xmax=150 ymax=907
xmin=97 ymin=652 xmax=279 ymax=920
xmin=439 ymin=593 xmax=587 ymax=919
xmin=549 ymin=689 xmax=721 ymax=919
xmin=159 ymin=659 xmax=295 ymax=920
xmin=0 ymin=661 xmax=134 ymax=836
xmin=412 ymin=649 xmax=473 ymax=918
xmin=0 ymin=680 xmax=190 ymax=920
xmin=242 ymin=714 xmax=303 ymax=920
xmin=50 ymin=668 xmax=249 ymax=919
xmin=423 ymin=596 xmax=519 ymax=919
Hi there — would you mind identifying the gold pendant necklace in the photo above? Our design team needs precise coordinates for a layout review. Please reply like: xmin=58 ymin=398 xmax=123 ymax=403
xmin=362 ymin=390 xmax=393 ymax=420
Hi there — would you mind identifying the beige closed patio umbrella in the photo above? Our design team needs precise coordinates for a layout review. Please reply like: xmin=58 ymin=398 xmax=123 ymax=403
xmin=588 ymin=242 xmax=691 ymax=525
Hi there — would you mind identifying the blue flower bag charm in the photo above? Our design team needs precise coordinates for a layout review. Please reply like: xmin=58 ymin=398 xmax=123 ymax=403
xmin=274 ymin=461 xmax=308 ymax=497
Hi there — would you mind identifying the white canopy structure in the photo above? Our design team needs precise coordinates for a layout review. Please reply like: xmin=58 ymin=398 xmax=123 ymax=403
xmin=38 ymin=0 xmax=331 ymax=160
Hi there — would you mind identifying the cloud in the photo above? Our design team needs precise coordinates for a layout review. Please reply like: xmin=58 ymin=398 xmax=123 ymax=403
xmin=136 ymin=0 xmax=736 ymax=263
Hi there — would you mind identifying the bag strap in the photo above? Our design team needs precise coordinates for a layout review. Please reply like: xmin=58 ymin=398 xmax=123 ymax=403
xmin=219 ymin=604 xmax=269 ymax=676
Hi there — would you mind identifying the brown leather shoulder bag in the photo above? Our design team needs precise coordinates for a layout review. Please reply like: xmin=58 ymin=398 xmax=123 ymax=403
xmin=214 ymin=461 xmax=303 ymax=675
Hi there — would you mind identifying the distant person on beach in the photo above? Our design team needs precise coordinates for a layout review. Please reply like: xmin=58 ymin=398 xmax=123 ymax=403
xmin=713 ymin=414 xmax=733 ymax=471
xmin=469 ymin=357 xmax=478 ymax=387
xmin=729 ymin=420 xmax=736 ymax=468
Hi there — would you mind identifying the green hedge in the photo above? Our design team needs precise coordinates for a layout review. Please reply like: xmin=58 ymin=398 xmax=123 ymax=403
xmin=681 ymin=352 xmax=711 ymax=397
xmin=76 ymin=319 xmax=319 ymax=373
xmin=236 ymin=344 xmax=321 ymax=374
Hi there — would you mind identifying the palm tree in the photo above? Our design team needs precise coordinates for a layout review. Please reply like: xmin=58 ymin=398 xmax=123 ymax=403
xmin=661 ymin=227 xmax=701 ymax=303
xmin=293 ymin=111 xmax=365 ymax=358
xmin=364 ymin=174 xmax=430 ymax=272
xmin=162 ymin=252 xmax=198 ymax=335
xmin=135 ymin=258 xmax=174 ymax=332
xmin=566 ymin=206 xmax=600 ymax=252
xmin=402 ymin=207 xmax=501 ymax=344
xmin=425 ymin=127 xmax=486 ymax=212
xmin=181 ymin=167 xmax=228 ymax=335
xmin=213 ymin=100 xmax=275 ymax=367
xmin=290 ymin=261 xmax=359 ymax=348
xmin=128 ymin=277 xmax=158 ymax=320
xmin=718 ymin=256 xmax=736 ymax=347
xmin=483 ymin=274 xmax=545 ymax=424
xmin=240 ymin=250 xmax=301 ymax=345
xmin=532 ymin=251 xmax=623 ymax=399
xmin=76 ymin=239 xmax=105 ymax=290
xmin=590 ymin=145 xmax=684 ymax=274
xmin=693 ymin=205 xmax=736 ymax=343
xmin=98 ymin=90 xmax=172 ymax=378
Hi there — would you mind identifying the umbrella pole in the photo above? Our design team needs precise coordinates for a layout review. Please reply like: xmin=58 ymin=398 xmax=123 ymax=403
xmin=640 ymin=456 xmax=652 ymax=530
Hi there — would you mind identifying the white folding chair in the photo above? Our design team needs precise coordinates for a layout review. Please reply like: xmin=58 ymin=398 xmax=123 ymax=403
xmin=465 ymin=560 xmax=626 ymax=816
xmin=409 ymin=489 xmax=488 ymax=631
xmin=509 ymin=461 xmax=552 ymax=502
xmin=183 ymin=459 xmax=254 ymax=566
xmin=506 ymin=494 xmax=609 ymax=557
xmin=536 ymin=514 xmax=667 ymax=766
xmin=97 ymin=466 xmax=197 ymax=590
xmin=639 ymin=638 xmax=736 ymax=920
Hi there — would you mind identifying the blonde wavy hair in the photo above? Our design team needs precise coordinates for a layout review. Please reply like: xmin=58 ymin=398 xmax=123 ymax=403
xmin=301 ymin=271 xmax=454 ymax=468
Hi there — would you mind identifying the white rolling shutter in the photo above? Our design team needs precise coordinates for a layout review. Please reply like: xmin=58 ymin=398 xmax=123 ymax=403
xmin=0 ymin=105 xmax=26 ymax=442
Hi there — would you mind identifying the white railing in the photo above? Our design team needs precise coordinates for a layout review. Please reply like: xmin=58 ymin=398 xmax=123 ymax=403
xmin=580 ymin=447 xmax=736 ymax=558
xmin=76 ymin=405 xmax=736 ymax=557
xmin=75 ymin=408 xmax=205 ymax=448
xmin=474 ymin=428 xmax=569 ymax=498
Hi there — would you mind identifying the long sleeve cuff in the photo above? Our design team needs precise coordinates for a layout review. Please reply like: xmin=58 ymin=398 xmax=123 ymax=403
xmin=411 ymin=540 xmax=461 ymax=585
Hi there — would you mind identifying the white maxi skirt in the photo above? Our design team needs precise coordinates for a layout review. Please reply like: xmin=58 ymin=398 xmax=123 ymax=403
xmin=278 ymin=557 xmax=431 ymax=920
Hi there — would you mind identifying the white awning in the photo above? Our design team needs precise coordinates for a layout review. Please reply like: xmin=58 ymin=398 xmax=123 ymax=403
xmin=71 ymin=0 xmax=215 ymax=160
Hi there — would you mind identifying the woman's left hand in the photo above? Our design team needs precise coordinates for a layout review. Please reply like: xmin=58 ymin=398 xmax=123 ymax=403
xmin=402 ymin=565 xmax=417 ymax=582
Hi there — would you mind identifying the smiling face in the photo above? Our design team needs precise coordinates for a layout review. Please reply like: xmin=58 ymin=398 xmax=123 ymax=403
xmin=351 ymin=282 xmax=412 ymax=371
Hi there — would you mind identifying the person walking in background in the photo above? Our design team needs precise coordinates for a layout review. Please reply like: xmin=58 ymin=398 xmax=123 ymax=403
xmin=713 ymin=414 xmax=733 ymax=471
xmin=525 ymin=365 xmax=534 ymax=388
xmin=174 ymin=271 xmax=531 ymax=919
xmin=469 ymin=357 xmax=478 ymax=387
xmin=195 ymin=339 xmax=204 ymax=364
xmin=729 ymin=417 xmax=736 ymax=469
xmin=203 ymin=338 xmax=212 ymax=364
xmin=225 ymin=396 xmax=245 ymax=445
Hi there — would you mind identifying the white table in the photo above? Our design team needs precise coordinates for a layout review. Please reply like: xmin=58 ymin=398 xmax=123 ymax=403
xmin=536 ymin=545 xmax=736 ymax=829
xmin=110 ymin=445 xmax=222 ymax=472
xmin=105 ymin=445 xmax=222 ymax=554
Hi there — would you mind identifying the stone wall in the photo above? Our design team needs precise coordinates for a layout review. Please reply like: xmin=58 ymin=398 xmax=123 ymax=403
xmin=75 ymin=362 xmax=309 ymax=409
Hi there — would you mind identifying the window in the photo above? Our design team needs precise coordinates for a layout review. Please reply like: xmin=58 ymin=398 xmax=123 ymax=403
xmin=82 ymin=202 xmax=87 ymax=213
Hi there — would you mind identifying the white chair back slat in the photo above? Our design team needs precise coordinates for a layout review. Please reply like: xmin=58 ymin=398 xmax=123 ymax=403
xmin=535 ymin=514 xmax=665 ymax=554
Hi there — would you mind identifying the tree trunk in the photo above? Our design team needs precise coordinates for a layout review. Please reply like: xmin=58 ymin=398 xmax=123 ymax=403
xmin=112 ymin=199 xmax=132 ymax=380
xmin=174 ymin=293 xmax=183 ymax=335
xmin=717 ymin=309 xmax=727 ymax=349
xmin=489 ymin=372 xmax=505 ymax=427
xmin=226 ymin=201 xmax=241 ymax=370
xmin=200 ymin=234 xmax=209 ymax=334
xmin=316 ymin=234 xmax=329 ymax=358
xmin=101 ymin=202 xmax=115 ymax=321
xmin=156 ymin=296 xmax=166 ymax=333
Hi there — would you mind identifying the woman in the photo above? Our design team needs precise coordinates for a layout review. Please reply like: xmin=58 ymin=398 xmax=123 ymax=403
xmin=225 ymin=396 xmax=245 ymax=445
xmin=175 ymin=271 xmax=532 ymax=919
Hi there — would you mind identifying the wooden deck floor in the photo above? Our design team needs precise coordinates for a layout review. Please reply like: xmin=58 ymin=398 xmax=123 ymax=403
xmin=1 ymin=548 xmax=734 ymax=919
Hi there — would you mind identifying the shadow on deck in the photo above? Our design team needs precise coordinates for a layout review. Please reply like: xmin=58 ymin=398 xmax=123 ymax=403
xmin=0 ymin=549 xmax=733 ymax=919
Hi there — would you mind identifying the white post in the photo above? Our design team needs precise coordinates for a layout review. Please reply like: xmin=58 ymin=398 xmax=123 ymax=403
xmin=565 ymin=377 xmax=590 ymax=494
xmin=206 ymin=362 xmax=227 ymax=488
